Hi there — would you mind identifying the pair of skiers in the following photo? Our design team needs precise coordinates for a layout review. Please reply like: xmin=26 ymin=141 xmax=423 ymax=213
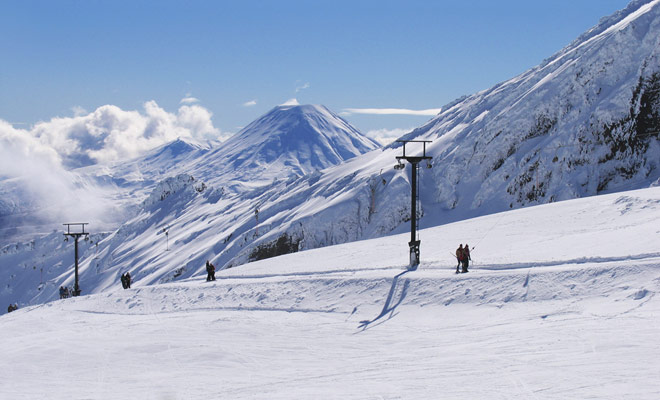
xmin=59 ymin=286 xmax=70 ymax=299
xmin=205 ymin=260 xmax=216 ymax=281
xmin=7 ymin=303 xmax=18 ymax=313
xmin=121 ymin=272 xmax=132 ymax=289
xmin=455 ymin=244 xmax=471 ymax=273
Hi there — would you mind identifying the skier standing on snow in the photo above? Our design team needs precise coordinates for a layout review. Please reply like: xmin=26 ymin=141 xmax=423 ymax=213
xmin=455 ymin=244 xmax=464 ymax=273
xmin=120 ymin=273 xmax=126 ymax=289
xmin=205 ymin=261 xmax=212 ymax=281
xmin=206 ymin=260 xmax=216 ymax=281
xmin=125 ymin=272 xmax=131 ymax=289
xmin=462 ymin=244 xmax=472 ymax=273
xmin=209 ymin=262 xmax=216 ymax=281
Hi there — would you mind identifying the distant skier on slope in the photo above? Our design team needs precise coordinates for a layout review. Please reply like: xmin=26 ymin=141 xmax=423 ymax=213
xmin=462 ymin=244 xmax=472 ymax=273
xmin=120 ymin=273 xmax=127 ymax=289
xmin=455 ymin=244 xmax=464 ymax=273
xmin=206 ymin=261 xmax=216 ymax=281
xmin=125 ymin=272 xmax=132 ymax=289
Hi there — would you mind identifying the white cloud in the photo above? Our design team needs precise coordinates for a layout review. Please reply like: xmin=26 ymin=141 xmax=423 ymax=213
xmin=180 ymin=97 xmax=200 ymax=104
xmin=71 ymin=105 xmax=88 ymax=117
xmin=0 ymin=101 xmax=227 ymax=229
xmin=281 ymin=98 xmax=300 ymax=106
xmin=243 ymin=100 xmax=257 ymax=107
xmin=7 ymin=101 xmax=223 ymax=168
xmin=364 ymin=127 xmax=413 ymax=146
xmin=343 ymin=107 xmax=442 ymax=116
xmin=295 ymin=82 xmax=310 ymax=93
xmin=0 ymin=120 xmax=119 ymax=226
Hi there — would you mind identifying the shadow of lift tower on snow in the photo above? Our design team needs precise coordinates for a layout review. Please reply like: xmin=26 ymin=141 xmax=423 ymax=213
xmin=357 ymin=140 xmax=432 ymax=330
xmin=358 ymin=268 xmax=413 ymax=331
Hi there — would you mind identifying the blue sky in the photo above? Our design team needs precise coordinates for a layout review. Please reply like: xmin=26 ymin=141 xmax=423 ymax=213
xmin=1 ymin=0 xmax=630 ymax=139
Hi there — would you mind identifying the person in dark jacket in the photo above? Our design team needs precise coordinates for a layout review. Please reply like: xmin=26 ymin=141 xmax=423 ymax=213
xmin=121 ymin=273 xmax=127 ymax=289
xmin=462 ymin=244 xmax=472 ymax=273
xmin=209 ymin=262 xmax=216 ymax=281
xmin=455 ymin=244 xmax=464 ymax=273
xmin=206 ymin=261 xmax=216 ymax=281
xmin=125 ymin=272 xmax=131 ymax=289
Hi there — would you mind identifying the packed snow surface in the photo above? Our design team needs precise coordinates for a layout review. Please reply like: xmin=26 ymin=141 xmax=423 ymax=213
xmin=2 ymin=187 xmax=660 ymax=399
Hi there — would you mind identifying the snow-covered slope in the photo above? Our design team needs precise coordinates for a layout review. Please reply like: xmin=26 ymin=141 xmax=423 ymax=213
xmin=408 ymin=0 xmax=660 ymax=212
xmin=0 ymin=104 xmax=381 ymax=307
xmin=2 ymin=186 xmax=659 ymax=399
xmin=219 ymin=0 xmax=660 ymax=266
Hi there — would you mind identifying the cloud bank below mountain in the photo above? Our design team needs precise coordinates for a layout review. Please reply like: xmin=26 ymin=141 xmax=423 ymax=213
xmin=0 ymin=101 xmax=225 ymax=170
xmin=0 ymin=101 xmax=226 ymax=235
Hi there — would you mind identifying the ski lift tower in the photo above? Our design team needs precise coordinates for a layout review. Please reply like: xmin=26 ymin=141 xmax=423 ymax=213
xmin=63 ymin=223 xmax=89 ymax=296
xmin=394 ymin=140 xmax=432 ymax=268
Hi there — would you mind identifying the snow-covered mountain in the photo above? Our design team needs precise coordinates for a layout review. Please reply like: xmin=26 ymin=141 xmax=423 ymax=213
xmin=0 ymin=103 xmax=380 ymax=307
xmin=3 ymin=0 xmax=660 ymax=310
xmin=0 ymin=104 xmax=377 ymax=246
xmin=214 ymin=0 xmax=660 ymax=268
xmin=79 ymin=103 xmax=378 ymax=200
xmin=76 ymin=137 xmax=212 ymax=215
xmin=184 ymin=104 xmax=380 ymax=189
xmin=400 ymin=0 xmax=660 ymax=214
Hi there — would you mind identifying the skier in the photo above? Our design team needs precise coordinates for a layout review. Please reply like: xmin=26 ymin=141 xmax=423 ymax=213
xmin=63 ymin=287 xmax=70 ymax=298
xmin=462 ymin=244 xmax=472 ymax=273
xmin=209 ymin=262 xmax=216 ymax=281
xmin=59 ymin=286 xmax=66 ymax=299
xmin=121 ymin=273 xmax=127 ymax=289
xmin=125 ymin=272 xmax=131 ymax=289
xmin=455 ymin=244 xmax=464 ymax=273
xmin=206 ymin=261 xmax=216 ymax=281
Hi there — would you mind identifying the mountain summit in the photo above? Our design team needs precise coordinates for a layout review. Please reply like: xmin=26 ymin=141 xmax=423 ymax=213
xmin=204 ymin=104 xmax=379 ymax=182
